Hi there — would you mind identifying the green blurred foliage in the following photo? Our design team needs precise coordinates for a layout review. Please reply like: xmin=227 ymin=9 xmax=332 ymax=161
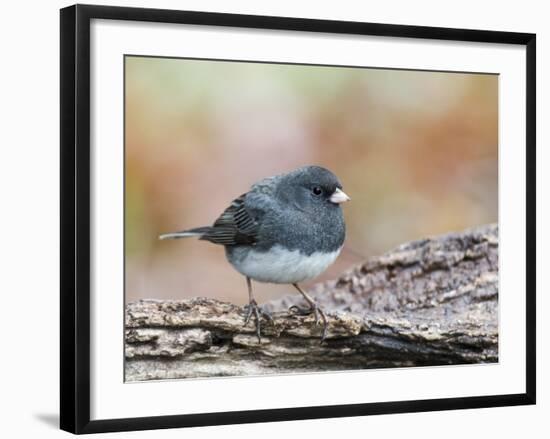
xmin=125 ymin=56 xmax=498 ymax=304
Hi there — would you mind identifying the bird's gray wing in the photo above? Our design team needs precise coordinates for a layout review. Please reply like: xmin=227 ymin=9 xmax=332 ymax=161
xmin=199 ymin=193 xmax=260 ymax=246
xmin=199 ymin=176 xmax=279 ymax=246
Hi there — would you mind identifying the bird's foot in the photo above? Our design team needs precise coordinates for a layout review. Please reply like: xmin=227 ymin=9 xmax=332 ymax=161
xmin=243 ymin=299 xmax=273 ymax=343
xmin=289 ymin=303 xmax=328 ymax=342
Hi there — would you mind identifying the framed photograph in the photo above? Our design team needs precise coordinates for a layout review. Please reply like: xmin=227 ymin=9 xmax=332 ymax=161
xmin=60 ymin=4 xmax=536 ymax=434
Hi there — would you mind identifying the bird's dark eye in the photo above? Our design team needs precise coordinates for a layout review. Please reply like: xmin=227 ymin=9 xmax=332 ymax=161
xmin=312 ymin=186 xmax=323 ymax=196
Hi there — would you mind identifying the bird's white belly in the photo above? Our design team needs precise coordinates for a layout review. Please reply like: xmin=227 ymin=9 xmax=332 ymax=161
xmin=230 ymin=245 xmax=342 ymax=284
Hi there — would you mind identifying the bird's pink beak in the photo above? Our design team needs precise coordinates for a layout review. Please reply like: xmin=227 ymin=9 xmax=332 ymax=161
xmin=329 ymin=188 xmax=351 ymax=204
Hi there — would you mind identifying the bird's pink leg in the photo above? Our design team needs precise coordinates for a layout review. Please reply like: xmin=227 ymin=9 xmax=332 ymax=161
xmin=243 ymin=276 xmax=273 ymax=343
xmin=291 ymin=283 xmax=328 ymax=342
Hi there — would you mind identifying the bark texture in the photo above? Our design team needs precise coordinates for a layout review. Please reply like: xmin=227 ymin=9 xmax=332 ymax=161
xmin=125 ymin=223 xmax=498 ymax=381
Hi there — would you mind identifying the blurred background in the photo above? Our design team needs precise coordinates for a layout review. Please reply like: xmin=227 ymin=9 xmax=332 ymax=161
xmin=125 ymin=56 xmax=498 ymax=305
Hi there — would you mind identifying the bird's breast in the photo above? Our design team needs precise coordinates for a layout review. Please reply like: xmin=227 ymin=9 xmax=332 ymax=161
xmin=226 ymin=245 xmax=342 ymax=284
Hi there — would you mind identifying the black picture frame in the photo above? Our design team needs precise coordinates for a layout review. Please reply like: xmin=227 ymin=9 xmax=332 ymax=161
xmin=60 ymin=4 xmax=536 ymax=434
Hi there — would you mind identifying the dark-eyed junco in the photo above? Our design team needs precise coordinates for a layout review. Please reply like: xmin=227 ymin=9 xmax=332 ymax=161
xmin=159 ymin=165 xmax=350 ymax=342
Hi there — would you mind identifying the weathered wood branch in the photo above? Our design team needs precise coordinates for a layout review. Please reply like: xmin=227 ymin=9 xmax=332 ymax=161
xmin=126 ymin=224 xmax=498 ymax=381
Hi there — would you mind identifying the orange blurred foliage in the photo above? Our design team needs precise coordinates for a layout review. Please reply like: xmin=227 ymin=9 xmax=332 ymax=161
xmin=125 ymin=56 xmax=497 ymax=305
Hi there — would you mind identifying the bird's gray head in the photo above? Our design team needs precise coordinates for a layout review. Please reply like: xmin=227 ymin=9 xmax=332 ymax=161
xmin=275 ymin=165 xmax=350 ymax=213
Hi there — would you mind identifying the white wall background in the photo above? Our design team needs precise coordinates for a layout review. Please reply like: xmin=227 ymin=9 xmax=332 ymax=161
xmin=0 ymin=0 xmax=546 ymax=437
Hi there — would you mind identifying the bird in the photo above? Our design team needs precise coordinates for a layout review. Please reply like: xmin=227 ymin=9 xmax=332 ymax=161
xmin=159 ymin=165 xmax=350 ymax=342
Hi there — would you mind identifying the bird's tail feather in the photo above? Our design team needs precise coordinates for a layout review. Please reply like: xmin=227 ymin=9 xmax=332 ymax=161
xmin=159 ymin=226 xmax=210 ymax=240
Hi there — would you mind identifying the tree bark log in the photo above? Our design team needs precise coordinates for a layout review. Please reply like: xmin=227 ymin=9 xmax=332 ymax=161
xmin=125 ymin=223 xmax=498 ymax=381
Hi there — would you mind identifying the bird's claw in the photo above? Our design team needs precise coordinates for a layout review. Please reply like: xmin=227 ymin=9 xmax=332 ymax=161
xmin=288 ymin=304 xmax=328 ymax=342
xmin=243 ymin=300 xmax=273 ymax=343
